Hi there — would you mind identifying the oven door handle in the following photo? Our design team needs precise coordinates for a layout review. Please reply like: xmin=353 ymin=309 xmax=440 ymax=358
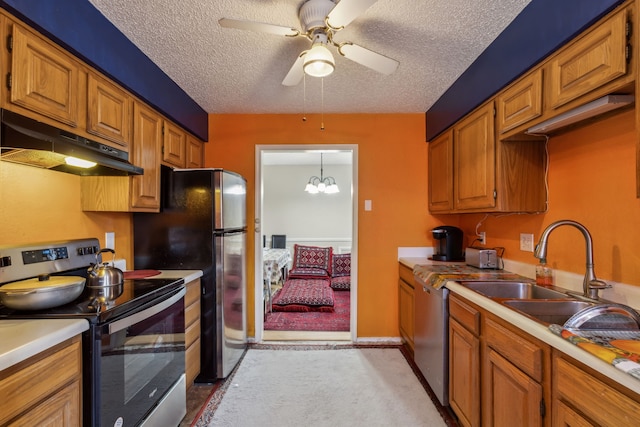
xmin=108 ymin=287 xmax=186 ymax=334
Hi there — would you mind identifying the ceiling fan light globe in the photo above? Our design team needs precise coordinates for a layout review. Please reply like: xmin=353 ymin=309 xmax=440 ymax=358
xmin=317 ymin=182 xmax=327 ymax=192
xmin=305 ymin=182 xmax=317 ymax=192
xmin=304 ymin=44 xmax=335 ymax=77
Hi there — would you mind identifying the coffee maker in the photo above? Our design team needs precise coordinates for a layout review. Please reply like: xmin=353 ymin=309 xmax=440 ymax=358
xmin=431 ymin=226 xmax=464 ymax=261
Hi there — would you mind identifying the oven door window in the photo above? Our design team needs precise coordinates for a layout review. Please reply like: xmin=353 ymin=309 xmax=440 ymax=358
xmin=100 ymin=291 xmax=185 ymax=427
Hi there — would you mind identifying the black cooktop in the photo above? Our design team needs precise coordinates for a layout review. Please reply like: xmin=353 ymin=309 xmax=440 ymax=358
xmin=0 ymin=278 xmax=184 ymax=324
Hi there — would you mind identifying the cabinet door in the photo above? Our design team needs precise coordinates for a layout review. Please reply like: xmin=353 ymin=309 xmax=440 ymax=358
xmin=10 ymin=25 xmax=79 ymax=127
xmin=483 ymin=348 xmax=543 ymax=427
xmin=547 ymin=8 xmax=628 ymax=110
xmin=449 ymin=318 xmax=480 ymax=427
xmin=553 ymin=400 xmax=595 ymax=427
xmin=428 ymin=129 xmax=454 ymax=212
xmin=497 ymin=68 xmax=543 ymax=134
xmin=163 ymin=121 xmax=187 ymax=168
xmin=8 ymin=380 xmax=80 ymax=427
xmin=398 ymin=278 xmax=414 ymax=351
xmin=87 ymin=72 xmax=131 ymax=149
xmin=131 ymin=102 xmax=162 ymax=210
xmin=186 ymin=135 xmax=204 ymax=168
xmin=454 ymin=102 xmax=496 ymax=210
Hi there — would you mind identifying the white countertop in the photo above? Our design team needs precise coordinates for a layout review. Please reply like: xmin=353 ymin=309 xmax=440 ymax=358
xmin=445 ymin=281 xmax=640 ymax=395
xmin=149 ymin=270 xmax=203 ymax=283
xmin=0 ymin=319 xmax=88 ymax=371
xmin=0 ymin=269 xmax=202 ymax=372
xmin=400 ymin=257 xmax=640 ymax=395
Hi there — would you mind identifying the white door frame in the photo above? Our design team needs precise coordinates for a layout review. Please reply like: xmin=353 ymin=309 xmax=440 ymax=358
xmin=254 ymin=144 xmax=358 ymax=343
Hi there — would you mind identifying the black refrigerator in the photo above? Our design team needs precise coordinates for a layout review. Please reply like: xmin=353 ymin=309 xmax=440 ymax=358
xmin=133 ymin=166 xmax=247 ymax=381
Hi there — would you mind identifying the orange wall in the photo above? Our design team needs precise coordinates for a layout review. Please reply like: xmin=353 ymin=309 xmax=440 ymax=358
xmin=0 ymin=162 xmax=133 ymax=263
xmin=458 ymin=109 xmax=640 ymax=285
xmin=206 ymin=114 xmax=439 ymax=337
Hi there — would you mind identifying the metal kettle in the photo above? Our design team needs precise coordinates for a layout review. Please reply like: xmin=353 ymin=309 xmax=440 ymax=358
xmin=87 ymin=248 xmax=124 ymax=288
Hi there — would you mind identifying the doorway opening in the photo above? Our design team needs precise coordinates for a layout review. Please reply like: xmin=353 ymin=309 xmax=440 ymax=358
xmin=254 ymin=145 xmax=358 ymax=343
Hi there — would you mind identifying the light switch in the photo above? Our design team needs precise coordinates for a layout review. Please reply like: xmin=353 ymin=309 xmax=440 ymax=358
xmin=364 ymin=200 xmax=372 ymax=211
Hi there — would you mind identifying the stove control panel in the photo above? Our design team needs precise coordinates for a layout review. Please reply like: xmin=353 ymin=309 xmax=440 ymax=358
xmin=22 ymin=246 xmax=69 ymax=264
xmin=0 ymin=238 xmax=100 ymax=284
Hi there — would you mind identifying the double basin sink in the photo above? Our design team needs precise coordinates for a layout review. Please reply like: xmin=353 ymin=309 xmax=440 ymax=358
xmin=459 ymin=281 xmax=635 ymax=328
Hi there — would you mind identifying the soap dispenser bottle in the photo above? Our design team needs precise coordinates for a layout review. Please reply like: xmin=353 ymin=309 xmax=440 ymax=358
xmin=536 ymin=259 xmax=553 ymax=286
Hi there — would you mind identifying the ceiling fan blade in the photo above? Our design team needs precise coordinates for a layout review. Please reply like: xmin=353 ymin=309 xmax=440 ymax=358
xmin=219 ymin=18 xmax=299 ymax=37
xmin=339 ymin=43 xmax=399 ymax=75
xmin=326 ymin=0 xmax=378 ymax=29
xmin=282 ymin=54 xmax=305 ymax=86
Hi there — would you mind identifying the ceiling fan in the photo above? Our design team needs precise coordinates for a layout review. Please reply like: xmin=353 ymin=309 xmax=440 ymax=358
xmin=219 ymin=0 xmax=399 ymax=86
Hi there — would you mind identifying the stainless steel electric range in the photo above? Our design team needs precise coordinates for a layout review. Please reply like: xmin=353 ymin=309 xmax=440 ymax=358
xmin=0 ymin=238 xmax=187 ymax=427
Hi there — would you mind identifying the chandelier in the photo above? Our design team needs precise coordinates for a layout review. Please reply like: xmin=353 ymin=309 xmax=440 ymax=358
xmin=304 ymin=153 xmax=339 ymax=194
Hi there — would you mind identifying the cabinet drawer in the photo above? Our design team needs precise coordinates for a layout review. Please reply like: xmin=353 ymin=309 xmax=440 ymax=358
xmin=399 ymin=264 xmax=414 ymax=287
xmin=449 ymin=294 xmax=480 ymax=335
xmin=185 ymin=279 xmax=201 ymax=307
xmin=185 ymin=317 xmax=200 ymax=348
xmin=185 ymin=299 xmax=201 ymax=329
xmin=0 ymin=338 xmax=81 ymax=425
xmin=484 ymin=317 xmax=542 ymax=381
xmin=554 ymin=356 xmax=640 ymax=426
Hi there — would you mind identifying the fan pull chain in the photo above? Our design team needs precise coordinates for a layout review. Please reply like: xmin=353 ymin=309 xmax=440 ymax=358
xmin=320 ymin=77 xmax=325 ymax=131
xmin=302 ymin=73 xmax=307 ymax=122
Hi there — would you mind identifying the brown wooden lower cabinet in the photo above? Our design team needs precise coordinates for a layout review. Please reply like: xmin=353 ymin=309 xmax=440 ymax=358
xmin=185 ymin=278 xmax=202 ymax=387
xmin=449 ymin=317 xmax=480 ymax=427
xmin=552 ymin=351 xmax=640 ymax=426
xmin=448 ymin=291 xmax=640 ymax=427
xmin=448 ymin=292 xmax=550 ymax=427
xmin=398 ymin=263 xmax=415 ymax=353
xmin=0 ymin=336 xmax=82 ymax=426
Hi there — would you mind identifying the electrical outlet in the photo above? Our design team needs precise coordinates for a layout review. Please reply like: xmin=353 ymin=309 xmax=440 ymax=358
xmin=105 ymin=232 xmax=115 ymax=250
xmin=520 ymin=233 xmax=534 ymax=252
xmin=478 ymin=232 xmax=486 ymax=245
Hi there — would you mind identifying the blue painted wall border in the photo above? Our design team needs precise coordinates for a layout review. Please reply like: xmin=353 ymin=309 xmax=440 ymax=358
xmin=425 ymin=0 xmax=625 ymax=142
xmin=0 ymin=0 xmax=208 ymax=141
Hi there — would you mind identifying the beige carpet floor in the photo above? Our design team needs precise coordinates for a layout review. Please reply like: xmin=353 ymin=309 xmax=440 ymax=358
xmin=195 ymin=347 xmax=448 ymax=427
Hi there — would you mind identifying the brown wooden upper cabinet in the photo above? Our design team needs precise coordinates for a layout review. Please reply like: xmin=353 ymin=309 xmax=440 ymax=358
xmin=186 ymin=134 xmax=204 ymax=168
xmin=9 ymin=24 xmax=80 ymax=127
xmin=496 ymin=68 xmax=543 ymax=135
xmin=87 ymin=72 xmax=131 ymax=149
xmin=428 ymin=129 xmax=454 ymax=212
xmin=162 ymin=121 xmax=187 ymax=168
xmin=546 ymin=8 xmax=629 ymax=110
xmin=428 ymin=100 xmax=547 ymax=214
xmin=454 ymin=102 xmax=497 ymax=211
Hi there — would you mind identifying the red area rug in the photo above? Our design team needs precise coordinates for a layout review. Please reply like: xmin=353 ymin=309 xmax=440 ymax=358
xmin=264 ymin=290 xmax=350 ymax=331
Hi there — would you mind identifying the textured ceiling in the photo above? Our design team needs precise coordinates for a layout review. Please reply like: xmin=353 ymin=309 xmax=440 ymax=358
xmin=88 ymin=0 xmax=531 ymax=114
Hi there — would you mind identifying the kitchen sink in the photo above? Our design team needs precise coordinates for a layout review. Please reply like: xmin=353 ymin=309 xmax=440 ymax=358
xmin=503 ymin=300 xmax=598 ymax=325
xmin=461 ymin=281 xmax=571 ymax=300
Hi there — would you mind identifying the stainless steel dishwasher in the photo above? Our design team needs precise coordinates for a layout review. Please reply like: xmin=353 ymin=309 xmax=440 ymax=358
xmin=414 ymin=274 xmax=450 ymax=406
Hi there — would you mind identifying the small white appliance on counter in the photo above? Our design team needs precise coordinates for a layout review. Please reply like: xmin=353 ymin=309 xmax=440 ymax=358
xmin=465 ymin=247 xmax=498 ymax=269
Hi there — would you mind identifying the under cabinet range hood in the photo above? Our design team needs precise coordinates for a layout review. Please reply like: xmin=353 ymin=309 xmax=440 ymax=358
xmin=0 ymin=109 xmax=143 ymax=176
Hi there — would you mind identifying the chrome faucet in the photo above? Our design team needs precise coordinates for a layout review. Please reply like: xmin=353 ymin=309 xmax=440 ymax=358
xmin=533 ymin=220 xmax=610 ymax=300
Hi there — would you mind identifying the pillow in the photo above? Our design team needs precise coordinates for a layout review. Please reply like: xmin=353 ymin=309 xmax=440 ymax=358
xmin=289 ymin=267 xmax=330 ymax=280
xmin=292 ymin=244 xmax=333 ymax=276
xmin=330 ymin=275 xmax=350 ymax=291
xmin=331 ymin=253 xmax=350 ymax=277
